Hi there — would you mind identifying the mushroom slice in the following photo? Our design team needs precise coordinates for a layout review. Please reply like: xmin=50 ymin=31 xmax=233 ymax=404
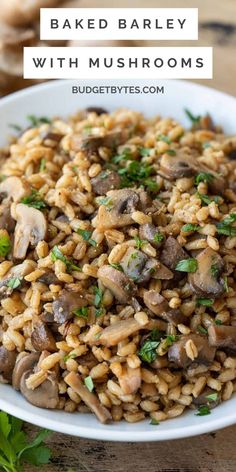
xmin=0 ymin=346 xmax=17 ymax=382
xmin=91 ymin=170 xmax=121 ymax=195
xmin=139 ymin=223 xmax=165 ymax=249
xmin=0 ymin=205 xmax=16 ymax=232
xmin=13 ymin=203 xmax=47 ymax=259
xmin=0 ymin=259 xmax=36 ymax=298
xmin=94 ymin=318 xmax=147 ymax=347
xmin=208 ymin=325 xmax=236 ymax=352
xmin=0 ymin=176 xmax=30 ymax=202
xmin=71 ymin=129 xmax=128 ymax=153
xmin=20 ymin=371 xmax=59 ymax=409
xmin=192 ymin=387 xmax=221 ymax=410
xmin=143 ymin=290 xmax=169 ymax=316
xmin=168 ymin=334 xmax=216 ymax=368
xmin=31 ymin=320 xmax=57 ymax=353
xmin=65 ymin=371 xmax=111 ymax=424
xmin=12 ymin=352 xmax=40 ymax=390
xmin=85 ymin=106 xmax=108 ymax=115
xmin=188 ymin=248 xmax=225 ymax=297
xmin=96 ymin=189 xmax=140 ymax=230
xmin=153 ymin=262 xmax=173 ymax=280
xmin=159 ymin=149 xmax=197 ymax=180
xmin=52 ymin=289 xmax=87 ymax=324
xmin=160 ymin=236 xmax=189 ymax=272
xmin=97 ymin=265 xmax=136 ymax=303
xmin=120 ymin=248 xmax=158 ymax=283
xmin=119 ymin=366 xmax=141 ymax=395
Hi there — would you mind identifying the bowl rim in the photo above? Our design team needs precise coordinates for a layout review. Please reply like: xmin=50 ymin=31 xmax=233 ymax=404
xmin=0 ymin=78 xmax=236 ymax=441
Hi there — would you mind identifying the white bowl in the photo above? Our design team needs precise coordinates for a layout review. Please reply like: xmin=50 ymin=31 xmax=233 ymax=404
xmin=0 ymin=79 xmax=236 ymax=441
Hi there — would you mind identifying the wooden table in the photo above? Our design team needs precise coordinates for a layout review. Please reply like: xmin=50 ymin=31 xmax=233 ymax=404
xmin=2 ymin=0 xmax=236 ymax=470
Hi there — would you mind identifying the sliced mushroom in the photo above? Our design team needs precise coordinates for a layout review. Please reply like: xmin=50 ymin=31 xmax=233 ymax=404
xmin=71 ymin=129 xmax=128 ymax=153
xmin=12 ymin=352 xmax=40 ymax=390
xmin=0 ymin=205 xmax=15 ymax=232
xmin=91 ymin=170 xmax=121 ymax=195
xmin=96 ymin=189 xmax=144 ymax=230
xmin=119 ymin=366 xmax=141 ymax=395
xmin=160 ymin=236 xmax=189 ymax=272
xmin=65 ymin=371 xmax=111 ymax=424
xmin=208 ymin=325 xmax=236 ymax=352
xmin=13 ymin=203 xmax=47 ymax=259
xmin=0 ymin=176 xmax=30 ymax=202
xmin=159 ymin=149 xmax=197 ymax=180
xmin=85 ymin=107 xmax=108 ymax=115
xmin=93 ymin=318 xmax=146 ymax=347
xmin=0 ymin=346 xmax=17 ymax=382
xmin=188 ymin=248 xmax=225 ymax=297
xmin=37 ymin=269 xmax=60 ymax=286
xmin=120 ymin=248 xmax=158 ymax=283
xmin=143 ymin=290 xmax=186 ymax=325
xmin=139 ymin=223 xmax=165 ymax=248
xmin=168 ymin=334 xmax=216 ymax=368
xmin=153 ymin=262 xmax=174 ymax=280
xmin=52 ymin=289 xmax=87 ymax=324
xmin=0 ymin=259 xmax=36 ymax=298
xmin=20 ymin=371 xmax=59 ymax=409
xmin=31 ymin=321 xmax=57 ymax=352
xmin=192 ymin=387 xmax=221 ymax=410
xmin=97 ymin=265 xmax=136 ymax=303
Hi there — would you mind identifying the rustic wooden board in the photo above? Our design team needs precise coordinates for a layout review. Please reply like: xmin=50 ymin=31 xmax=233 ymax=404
xmin=2 ymin=0 xmax=236 ymax=470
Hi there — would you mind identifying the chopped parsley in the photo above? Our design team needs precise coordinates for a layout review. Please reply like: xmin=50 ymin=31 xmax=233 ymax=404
xmin=195 ymin=405 xmax=211 ymax=416
xmin=223 ymin=276 xmax=229 ymax=293
xmin=0 ymin=234 xmax=11 ymax=257
xmin=83 ymin=125 xmax=93 ymax=134
xmin=215 ymin=319 xmax=222 ymax=325
xmin=195 ymin=172 xmax=214 ymax=185
xmin=9 ymin=123 xmax=22 ymax=132
xmin=181 ymin=224 xmax=200 ymax=232
xmin=139 ymin=147 xmax=152 ymax=157
xmin=153 ymin=232 xmax=164 ymax=243
xmin=118 ymin=160 xmax=155 ymax=192
xmin=138 ymin=329 xmax=162 ymax=364
xmin=197 ymin=325 xmax=208 ymax=335
xmin=77 ymin=228 xmax=97 ymax=247
xmin=27 ymin=115 xmax=51 ymax=127
xmin=175 ymin=258 xmax=198 ymax=273
xmin=203 ymin=142 xmax=212 ymax=149
xmin=185 ymin=109 xmax=201 ymax=124
xmin=196 ymin=298 xmax=214 ymax=307
xmin=6 ymin=277 xmax=22 ymax=289
xmin=21 ymin=190 xmax=47 ymax=210
xmin=63 ymin=352 xmax=77 ymax=362
xmin=73 ymin=306 xmax=88 ymax=319
xmin=134 ymin=236 xmax=147 ymax=250
xmin=157 ymin=134 xmax=172 ymax=144
xmin=205 ymin=392 xmax=218 ymax=402
xmin=110 ymin=263 xmax=123 ymax=272
xmin=150 ymin=418 xmax=160 ymax=425
xmin=98 ymin=197 xmax=113 ymax=208
xmin=39 ymin=158 xmax=46 ymax=172
xmin=112 ymin=148 xmax=132 ymax=164
xmin=93 ymin=286 xmax=104 ymax=317
xmin=51 ymin=245 xmax=80 ymax=273
xmin=84 ymin=376 xmax=94 ymax=392
xmin=210 ymin=263 xmax=220 ymax=278
xmin=166 ymin=149 xmax=176 ymax=156
xmin=197 ymin=192 xmax=220 ymax=206
xmin=144 ymin=178 xmax=159 ymax=193
xmin=216 ymin=213 xmax=236 ymax=237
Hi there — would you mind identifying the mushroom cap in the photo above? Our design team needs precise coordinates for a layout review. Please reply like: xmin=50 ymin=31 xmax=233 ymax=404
xmin=13 ymin=203 xmax=47 ymax=259
xmin=120 ymin=247 xmax=158 ymax=284
xmin=0 ymin=176 xmax=30 ymax=202
xmin=160 ymin=149 xmax=197 ymax=180
xmin=52 ymin=289 xmax=87 ymax=323
xmin=97 ymin=265 xmax=136 ymax=303
xmin=208 ymin=324 xmax=236 ymax=351
xmin=188 ymin=247 xmax=225 ymax=297
xmin=168 ymin=334 xmax=216 ymax=368
xmin=0 ymin=346 xmax=17 ymax=381
xmin=31 ymin=321 xmax=57 ymax=352
xmin=91 ymin=170 xmax=121 ymax=196
xmin=96 ymin=189 xmax=140 ymax=230
xmin=12 ymin=352 xmax=40 ymax=390
xmin=20 ymin=371 xmax=59 ymax=409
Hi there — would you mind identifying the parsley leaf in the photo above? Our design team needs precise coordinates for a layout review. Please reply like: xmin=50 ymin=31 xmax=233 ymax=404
xmin=197 ymin=325 xmax=208 ymax=335
xmin=216 ymin=213 xmax=236 ymax=237
xmin=181 ymin=224 xmax=200 ymax=232
xmin=39 ymin=158 xmax=46 ymax=172
xmin=51 ymin=246 xmax=80 ymax=273
xmin=0 ymin=411 xmax=52 ymax=471
xmin=9 ymin=123 xmax=22 ymax=132
xmin=110 ymin=263 xmax=123 ymax=272
xmin=175 ymin=258 xmax=198 ymax=273
xmin=63 ymin=352 xmax=77 ymax=362
xmin=157 ymin=134 xmax=172 ymax=144
xmin=150 ymin=419 xmax=160 ymax=425
xmin=205 ymin=392 xmax=218 ymax=402
xmin=196 ymin=298 xmax=214 ymax=307
xmin=98 ymin=197 xmax=113 ymax=208
xmin=77 ymin=228 xmax=97 ymax=247
xmin=7 ymin=277 xmax=21 ymax=289
xmin=195 ymin=405 xmax=211 ymax=416
xmin=21 ymin=190 xmax=47 ymax=210
xmin=112 ymin=148 xmax=132 ymax=164
xmin=215 ymin=319 xmax=222 ymax=325
xmin=0 ymin=234 xmax=11 ymax=257
xmin=27 ymin=115 xmax=51 ymax=127
xmin=195 ymin=172 xmax=214 ymax=185
xmin=73 ymin=306 xmax=88 ymax=319
xmin=223 ymin=276 xmax=229 ymax=293
xmin=84 ymin=376 xmax=94 ymax=392
xmin=211 ymin=263 xmax=220 ymax=278
xmin=185 ymin=109 xmax=201 ymax=124
xmin=134 ymin=236 xmax=147 ymax=250
xmin=153 ymin=233 xmax=164 ymax=243
xmin=166 ymin=149 xmax=176 ymax=156
xmin=197 ymin=192 xmax=220 ymax=206
xmin=139 ymin=147 xmax=152 ymax=157
xmin=138 ymin=329 xmax=162 ymax=363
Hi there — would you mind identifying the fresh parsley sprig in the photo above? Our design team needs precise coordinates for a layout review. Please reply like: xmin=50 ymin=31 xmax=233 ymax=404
xmin=51 ymin=246 xmax=80 ymax=273
xmin=21 ymin=190 xmax=47 ymax=210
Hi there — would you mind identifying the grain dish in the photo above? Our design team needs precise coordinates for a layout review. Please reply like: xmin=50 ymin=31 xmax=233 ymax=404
xmin=0 ymin=107 xmax=236 ymax=425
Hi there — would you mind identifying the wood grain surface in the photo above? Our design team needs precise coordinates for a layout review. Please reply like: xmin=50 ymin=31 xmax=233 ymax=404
xmin=2 ymin=0 xmax=236 ymax=470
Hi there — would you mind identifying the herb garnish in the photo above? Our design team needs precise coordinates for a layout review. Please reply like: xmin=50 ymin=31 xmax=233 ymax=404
xmin=112 ymin=148 xmax=132 ymax=164
xmin=139 ymin=147 xmax=152 ymax=157
xmin=118 ymin=160 xmax=157 ymax=193
xmin=134 ymin=236 xmax=147 ymax=250
xmin=223 ymin=276 xmax=229 ymax=293
xmin=98 ymin=197 xmax=113 ymax=208
xmin=51 ymin=246 xmax=80 ymax=273
xmin=205 ymin=392 xmax=218 ymax=402
xmin=181 ymin=224 xmax=200 ymax=232
xmin=0 ymin=234 xmax=11 ymax=257
xmin=7 ymin=277 xmax=22 ymax=289
xmin=216 ymin=213 xmax=236 ymax=237
xmin=27 ymin=115 xmax=51 ymax=127
xmin=21 ymin=190 xmax=47 ymax=210
xmin=153 ymin=232 xmax=164 ymax=243
xmin=185 ymin=109 xmax=201 ymax=124
xmin=150 ymin=419 xmax=160 ymax=425
xmin=9 ymin=123 xmax=22 ymax=132
xmin=196 ymin=405 xmax=211 ymax=416
xmin=197 ymin=325 xmax=208 ymax=335
xmin=94 ymin=286 xmax=104 ymax=317
xmin=39 ymin=158 xmax=46 ymax=172
xmin=197 ymin=192 xmax=220 ymax=206
xmin=138 ymin=337 xmax=160 ymax=363
xmin=166 ymin=149 xmax=176 ymax=156
xmin=73 ymin=306 xmax=88 ymax=319
xmin=196 ymin=298 xmax=214 ymax=307
xmin=110 ymin=263 xmax=123 ymax=272
xmin=157 ymin=134 xmax=172 ymax=144
xmin=84 ymin=376 xmax=94 ymax=392
xmin=195 ymin=172 xmax=214 ymax=185
xmin=0 ymin=411 xmax=52 ymax=471
xmin=63 ymin=352 xmax=77 ymax=362
xmin=77 ymin=228 xmax=97 ymax=247
xmin=210 ymin=263 xmax=219 ymax=278
xmin=215 ymin=319 xmax=222 ymax=325
xmin=175 ymin=258 xmax=198 ymax=273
